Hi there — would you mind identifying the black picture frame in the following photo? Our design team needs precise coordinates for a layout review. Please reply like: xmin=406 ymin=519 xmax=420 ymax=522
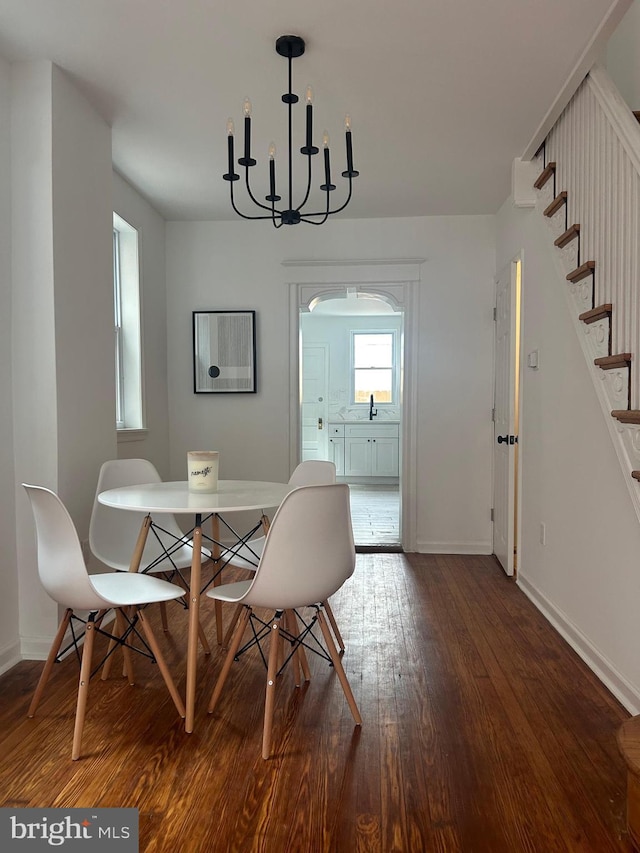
xmin=193 ymin=310 xmax=257 ymax=393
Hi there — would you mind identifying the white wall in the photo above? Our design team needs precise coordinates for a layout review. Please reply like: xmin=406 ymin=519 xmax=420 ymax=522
xmin=606 ymin=0 xmax=640 ymax=109
xmin=0 ymin=54 xmax=19 ymax=674
xmin=11 ymin=61 xmax=115 ymax=658
xmin=166 ymin=215 xmax=496 ymax=554
xmin=113 ymin=171 xmax=170 ymax=476
xmin=496 ymin=196 xmax=640 ymax=712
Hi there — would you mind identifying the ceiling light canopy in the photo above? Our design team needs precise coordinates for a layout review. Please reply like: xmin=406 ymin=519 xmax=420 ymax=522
xmin=223 ymin=34 xmax=359 ymax=227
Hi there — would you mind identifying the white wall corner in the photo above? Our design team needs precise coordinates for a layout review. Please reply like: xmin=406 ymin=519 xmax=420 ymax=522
xmin=512 ymin=158 xmax=538 ymax=208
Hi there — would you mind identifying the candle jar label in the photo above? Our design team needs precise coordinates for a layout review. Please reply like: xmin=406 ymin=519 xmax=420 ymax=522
xmin=187 ymin=451 xmax=219 ymax=493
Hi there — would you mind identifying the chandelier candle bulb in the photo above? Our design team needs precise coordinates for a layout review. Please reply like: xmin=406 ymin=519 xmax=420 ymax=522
xmin=187 ymin=451 xmax=219 ymax=493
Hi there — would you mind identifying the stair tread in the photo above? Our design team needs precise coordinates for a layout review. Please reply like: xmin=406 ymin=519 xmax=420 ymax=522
xmin=579 ymin=304 xmax=612 ymax=324
xmin=555 ymin=224 xmax=580 ymax=248
xmin=612 ymin=410 xmax=640 ymax=423
xmin=544 ymin=191 xmax=568 ymax=218
xmin=595 ymin=353 xmax=632 ymax=369
xmin=534 ymin=162 xmax=556 ymax=190
xmin=567 ymin=261 xmax=596 ymax=283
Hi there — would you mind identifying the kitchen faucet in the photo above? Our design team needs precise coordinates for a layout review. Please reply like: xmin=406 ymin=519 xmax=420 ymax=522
xmin=369 ymin=394 xmax=377 ymax=420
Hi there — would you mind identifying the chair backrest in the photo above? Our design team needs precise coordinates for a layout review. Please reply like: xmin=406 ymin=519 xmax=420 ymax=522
xmin=243 ymin=483 xmax=355 ymax=611
xmin=288 ymin=460 xmax=336 ymax=487
xmin=23 ymin=484 xmax=110 ymax=612
xmin=89 ymin=458 xmax=187 ymax=571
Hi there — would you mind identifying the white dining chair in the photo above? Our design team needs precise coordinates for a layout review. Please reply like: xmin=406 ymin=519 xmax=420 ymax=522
xmin=90 ymin=458 xmax=212 ymax=648
xmin=223 ymin=460 xmax=346 ymax=651
xmin=23 ymin=484 xmax=186 ymax=760
xmin=206 ymin=482 xmax=362 ymax=759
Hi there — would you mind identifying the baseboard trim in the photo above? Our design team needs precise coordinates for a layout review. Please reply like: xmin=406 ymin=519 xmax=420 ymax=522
xmin=0 ymin=641 xmax=22 ymax=677
xmin=415 ymin=540 xmax=493 ymax=555
xmin=517 ymin=574 xmax=640 ymax=715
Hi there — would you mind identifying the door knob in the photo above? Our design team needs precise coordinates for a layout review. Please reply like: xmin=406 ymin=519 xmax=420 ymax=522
xmin=497 ymin=434 xmax=508 ymax=444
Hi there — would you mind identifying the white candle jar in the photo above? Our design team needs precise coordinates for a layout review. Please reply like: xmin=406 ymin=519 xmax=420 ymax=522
xmin=187 ymin=451 xmax=219 ymax=493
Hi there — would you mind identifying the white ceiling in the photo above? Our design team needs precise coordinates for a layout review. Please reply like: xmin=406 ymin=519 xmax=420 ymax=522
xmin=0 ymin=0 xmax=630 ymax=221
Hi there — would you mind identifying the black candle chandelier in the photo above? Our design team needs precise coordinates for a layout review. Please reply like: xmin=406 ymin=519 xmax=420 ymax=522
xmin=223 ymin=34 xmax=358 ymax=227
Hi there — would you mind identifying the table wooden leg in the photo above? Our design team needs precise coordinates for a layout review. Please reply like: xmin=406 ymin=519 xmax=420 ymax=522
xmin=185 ymin=525 xmax=203 ymax=733
xmin=211 ymin=514 xmax=223 ymax=645
xmin=128 ymin=514 xmax=151 ymax=573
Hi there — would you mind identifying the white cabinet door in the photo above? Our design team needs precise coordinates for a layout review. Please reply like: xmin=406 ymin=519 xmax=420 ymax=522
xmin=371 ymin=437 xmax=399 ymax=476
xmin=328 ymin=437 xmax=345 ymax=475
xmin=345 ymin=437 xmax=372 ymax=476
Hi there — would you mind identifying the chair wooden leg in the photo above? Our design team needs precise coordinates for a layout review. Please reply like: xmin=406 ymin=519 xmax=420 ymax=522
xmin=283 ymin=611 xmax=301 ymax=687
xmin=160 ymin=601 xmax=169 ymax=632
xmin=316 ymin=610 xmax=362 ymax=726
xmin=287 ymin=610 xmax=311 ymax=683
xmin=262 ymin=612 xmax=282 ymax=760
xmin=71 ymin=614 xmax=98 ymax=760
xmin=323 ymin=598 xmax=345 ymax=653
xmin=175 ymin=572 xmax=210 ymax=655
xmin=208 ymin=607 xmax=251 ymax=714
xmin=222 ymin=603 xmax=244 ymax=648
xmin=120 ymin=608 xmax=135 ymax=685
xmin=28 ymin=608 xmax=73 ymax=718
xmin=137 ymin=609 xmax=185 ymax=719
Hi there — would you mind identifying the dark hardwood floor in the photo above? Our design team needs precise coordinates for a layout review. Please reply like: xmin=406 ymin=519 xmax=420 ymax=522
xmin=0 ymin=553 xmax=633 ymax=852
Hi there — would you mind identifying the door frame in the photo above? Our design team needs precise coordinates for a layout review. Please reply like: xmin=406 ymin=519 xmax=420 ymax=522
xmin=284 ymin=259 xmax=423 ymax=552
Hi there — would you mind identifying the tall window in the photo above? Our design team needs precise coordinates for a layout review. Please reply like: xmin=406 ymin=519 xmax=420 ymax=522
xmin=352 ymin=331 xmax=396 ymax=404
xmin=113 ymin=213 xmax=143 ymax=430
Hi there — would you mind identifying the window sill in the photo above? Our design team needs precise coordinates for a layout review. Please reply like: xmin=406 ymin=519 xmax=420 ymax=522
xmin=117 ymin=428 xmax=148 ymax=443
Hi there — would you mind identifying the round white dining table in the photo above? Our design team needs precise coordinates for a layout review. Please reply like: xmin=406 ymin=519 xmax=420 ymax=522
xmin=98 ymin=479 xmax=292 ymax=732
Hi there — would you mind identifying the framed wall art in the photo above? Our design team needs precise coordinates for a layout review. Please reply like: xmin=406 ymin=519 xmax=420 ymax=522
xmin=193 ymin=310 xmax=256 ymax=393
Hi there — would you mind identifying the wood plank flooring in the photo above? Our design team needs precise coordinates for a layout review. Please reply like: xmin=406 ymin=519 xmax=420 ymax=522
xmin=348 ymin=484 xmax=400 ymax=547
xmin=0 ymin=554 xmax=633 ymax=852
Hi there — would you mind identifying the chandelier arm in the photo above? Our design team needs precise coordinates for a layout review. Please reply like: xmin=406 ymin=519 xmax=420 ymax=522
xmin=299 ymin=184 xmax=331 ymax=225
xmin=229 ymin=182 xmax=280 ymax=221
xmin=243 ymin=167 xmax=278 ymax=214
xmin=303 ymin=175 xmax=354 ymax=218
xmin=270 ymin=200 xmax=285 ymax=229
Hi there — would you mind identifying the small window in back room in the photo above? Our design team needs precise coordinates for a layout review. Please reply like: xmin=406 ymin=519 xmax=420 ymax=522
xmin=352 ymin=331 xmax=396 ymax=404
xmin=113 ymin=212 xmax=143 ymax=430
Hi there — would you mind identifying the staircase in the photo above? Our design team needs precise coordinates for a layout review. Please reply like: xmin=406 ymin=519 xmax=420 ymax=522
xmin=532 ymin=63 xmax=640 ymax=522
xmin=536 ymin=159 xmax=635 ymax=414
xmin=534 ymin=63 xmax=640 ymax=851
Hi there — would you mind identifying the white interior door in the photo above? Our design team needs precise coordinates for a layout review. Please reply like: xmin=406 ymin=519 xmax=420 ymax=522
xmin=493 ymin=261 xmax=519 ymax=576
xmin=301 ymin=345 xmax=329 ymax=461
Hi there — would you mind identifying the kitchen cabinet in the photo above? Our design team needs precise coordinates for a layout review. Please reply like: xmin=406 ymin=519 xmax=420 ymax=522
xmin=329 ymin=423 xmax=399 ymax=478
xmin=328 ymin=425 xmax=345 ymax=475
